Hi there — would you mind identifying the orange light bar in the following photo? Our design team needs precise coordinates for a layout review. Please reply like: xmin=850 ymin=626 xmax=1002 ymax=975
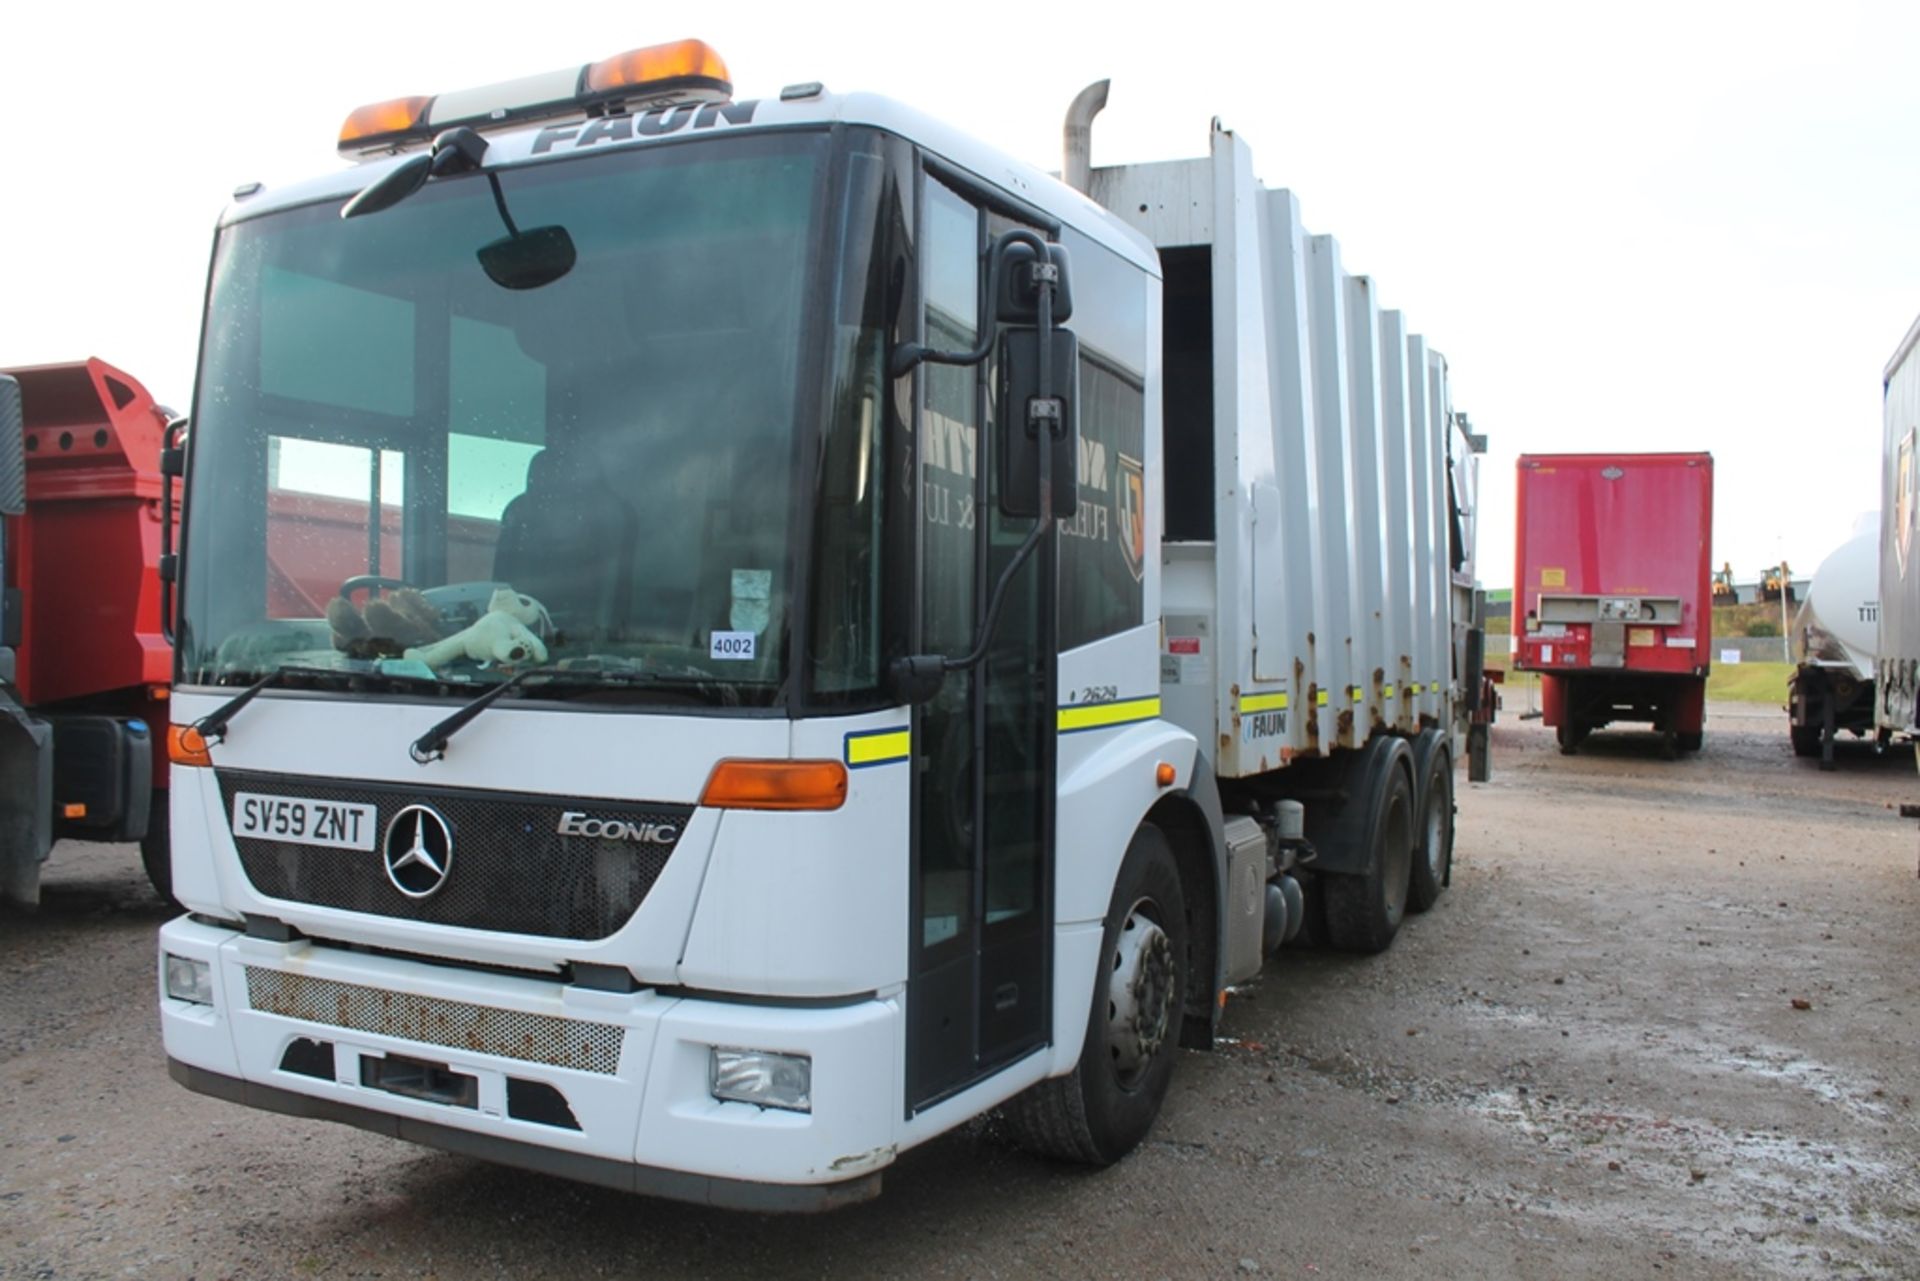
xmin=168 ymin=724 xmax=212 ymax=768
xmin=338 ymin=95 xmax=433 ymax=152
xmin=586 ymin=39 xmax=731 ymax=97
xmin=701 ymin=759 xmax=847 ymax=812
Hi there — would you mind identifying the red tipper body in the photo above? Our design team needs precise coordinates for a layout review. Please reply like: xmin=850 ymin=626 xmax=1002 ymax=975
xmin=1512 ymin=452 xmax=1713 ymax=750
xmin=4 ymin=358 xmax=173 ymax=783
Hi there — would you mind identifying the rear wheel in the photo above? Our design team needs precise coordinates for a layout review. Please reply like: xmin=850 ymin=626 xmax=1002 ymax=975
xmin=1407 ymin=733 xmax=1453 ymax=913
xmin=1789 ymin=720 xmax=1820 ymax=757
xmin=1677 ymin=730 xmax=1703 ymax=753
xmin=1323 ymin=745 xmax=1416 ymax=954
xmin=1002 ymin=824 xmax=1189 ymax=1166
xmin=1556 ymin=720 xmax=1586 ymax=755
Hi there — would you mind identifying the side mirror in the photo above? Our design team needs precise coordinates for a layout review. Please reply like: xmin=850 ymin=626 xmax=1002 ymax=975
xmin=0 ymin=375 xmax=25 ymax=517
xmin=888 ymin=654 xmax=947 ymax=706
xmin=995 ymin=240 xmax=1073 ymax=324
xmin=996 ymin=326 xmax=1078 ymax=520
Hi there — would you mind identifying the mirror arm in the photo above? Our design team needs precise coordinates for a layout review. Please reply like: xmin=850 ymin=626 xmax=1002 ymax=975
xmin=887 ymin=232 xmax=1027 ymax=378
xmin=891 ymin=230 xmax=1065 ymax=696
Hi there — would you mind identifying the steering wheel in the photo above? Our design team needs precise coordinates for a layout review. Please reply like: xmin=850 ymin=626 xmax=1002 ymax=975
xmin=339 ymin=574 xmax=413 ymax=601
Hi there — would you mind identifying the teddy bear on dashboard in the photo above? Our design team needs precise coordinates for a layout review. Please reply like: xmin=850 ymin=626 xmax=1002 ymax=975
xmin=404 ymin=588 xmax=550 ymax=668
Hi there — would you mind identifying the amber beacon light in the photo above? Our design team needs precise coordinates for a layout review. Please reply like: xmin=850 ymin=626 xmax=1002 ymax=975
xmin=337 ymin=39 xmax=734 ymax=156
xmin=586 ymin=39 xmax=731 ymax=96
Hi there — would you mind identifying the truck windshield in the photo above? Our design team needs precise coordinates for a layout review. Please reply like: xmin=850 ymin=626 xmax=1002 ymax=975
xmin=179 ymin=132 xmax=828 ymax=707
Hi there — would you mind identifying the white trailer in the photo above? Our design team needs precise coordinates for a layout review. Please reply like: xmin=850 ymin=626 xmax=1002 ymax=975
xmin=156 ymin=43 xmax=1485 ymax=1208
xmin=1881 ymin=314 xmax=1920 ymax=741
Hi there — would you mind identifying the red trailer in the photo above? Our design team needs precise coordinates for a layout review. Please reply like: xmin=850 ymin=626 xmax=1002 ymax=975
xmin=0 ymin=358 xmax=175 ymax=904
xmin=1513 ymin=453 xmax=1713 ymax=755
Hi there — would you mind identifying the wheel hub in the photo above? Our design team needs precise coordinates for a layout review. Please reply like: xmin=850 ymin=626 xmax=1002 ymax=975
xmin=1108 ymin=903 xmax=1174 ymax=1080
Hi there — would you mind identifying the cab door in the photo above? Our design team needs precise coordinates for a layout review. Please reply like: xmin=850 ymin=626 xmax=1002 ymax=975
xmin=906 ymin=175 xmax=1057 ymax=1111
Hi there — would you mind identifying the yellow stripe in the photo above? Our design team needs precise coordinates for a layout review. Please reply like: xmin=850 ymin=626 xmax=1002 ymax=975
xmin=1383 ymin=684 xmax=1396 ymax=699
xmin=1351 ymin=687 xmax=1363 ymax=704
xmin=1057 ymin=696 xmax=1161 ymax=733
xmin=1239 ymin=691 xmax=1290 ymax=713
xmin=1315 ymin=690 xmax=1329 ymax=706
xmin=845 ymin=728 xmax=911 ymax=767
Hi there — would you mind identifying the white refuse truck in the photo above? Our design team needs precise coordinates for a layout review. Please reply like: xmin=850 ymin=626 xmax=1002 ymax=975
xmin=157 ymin=42 xmax=1487 ymax=1208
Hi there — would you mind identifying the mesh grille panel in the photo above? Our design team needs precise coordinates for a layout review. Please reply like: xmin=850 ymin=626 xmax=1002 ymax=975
xmin=245 ymin=966 xmax=623 ymax=1075
xmin=218 ymin=770 xmax=690 ymax=940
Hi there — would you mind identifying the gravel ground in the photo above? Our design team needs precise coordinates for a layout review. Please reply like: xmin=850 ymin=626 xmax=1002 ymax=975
xmin=4 ymin=704 xmax=1917 ymax=1279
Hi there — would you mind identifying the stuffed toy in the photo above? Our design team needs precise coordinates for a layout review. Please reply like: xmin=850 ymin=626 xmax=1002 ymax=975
xmin=405 ymin=588 xmax=550 ymax=668
xmin=326 ymin=588 xmax=445 ymax=659
xmin=485 ymin=587 xmax=552 ymax=635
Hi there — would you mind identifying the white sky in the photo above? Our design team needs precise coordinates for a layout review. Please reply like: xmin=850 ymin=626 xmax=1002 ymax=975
xmin=6 ymin=1 xmax=1917 ymax=589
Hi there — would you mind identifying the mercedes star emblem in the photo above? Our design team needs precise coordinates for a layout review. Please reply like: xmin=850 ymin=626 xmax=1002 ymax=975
xmin=383 ymin=804 xmax=454 ymax=899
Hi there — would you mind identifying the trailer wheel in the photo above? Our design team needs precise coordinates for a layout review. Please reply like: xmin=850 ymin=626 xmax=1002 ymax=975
xmin=1002 ymin=824 xmax=1188 ymax=1166
xmin=1407 ymin=732 xmax=1453 ymax=913
xmin=140 ymin=790 xmax=177 ymax=908
xmin=1789 ymin=721 xmax=1820 ymax=758
xmin=1322 ymin=740 xmax=1416 ymax=954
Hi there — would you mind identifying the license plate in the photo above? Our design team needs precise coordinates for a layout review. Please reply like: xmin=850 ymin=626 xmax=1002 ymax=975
xmin=230 ymin=792 xmax=378 ymax=851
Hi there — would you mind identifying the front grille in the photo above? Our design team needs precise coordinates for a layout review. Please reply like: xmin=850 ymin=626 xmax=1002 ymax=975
xmin=218 ymin=769 xmax=690 ymax=940
xmin=246 ymin=966 xmax=624 ymax=1075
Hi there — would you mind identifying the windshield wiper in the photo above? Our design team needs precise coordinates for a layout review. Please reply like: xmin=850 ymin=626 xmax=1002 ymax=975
xmin=406 ymin=664 xmax=752 ymax=763
xmin=192 ymin=668 xmax=287 ymax=744
xmin=196 ymin=664 xmax=448 ymax=745
xmin=408 ymin=665 xmax=559 ymax=765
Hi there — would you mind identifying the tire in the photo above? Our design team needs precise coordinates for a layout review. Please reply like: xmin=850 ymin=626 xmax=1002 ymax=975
xmin=1407 ymin=732 xmax=1453 ymax=914
xmin=1323 ymin=741 xmax=1417 ymax=954
xmin=1789 ymin=721 xmax=1820 ymax=758
xmin=140 ymin=789 xmax=177 ymax=908
xmin=1002 ymin=824 xmax=1189 ymax=1166
xmin=1677 ymin=730 xmax=1703 ymax=753
xmin=1556 ymin=720 xmax=1585 ymax=755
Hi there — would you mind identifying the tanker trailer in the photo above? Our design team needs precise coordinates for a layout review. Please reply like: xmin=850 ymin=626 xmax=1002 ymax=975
xmin=1789 ymin=514 xmax=1879 ymax=769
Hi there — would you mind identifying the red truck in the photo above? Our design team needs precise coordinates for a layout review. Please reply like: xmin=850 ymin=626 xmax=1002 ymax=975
xmin=0 ymin=359 xmax=175 ymax=905
xmin=1513 ymin=453 xmax=1714 ymax=756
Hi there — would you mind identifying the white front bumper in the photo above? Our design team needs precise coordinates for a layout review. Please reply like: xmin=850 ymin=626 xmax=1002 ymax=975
xmin=159 ymin=917 xmax=901 ymax=1206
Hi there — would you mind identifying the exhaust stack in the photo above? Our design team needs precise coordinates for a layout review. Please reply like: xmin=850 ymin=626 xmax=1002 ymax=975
xmin=1062 ymin=80 xmax=1109 ymax=194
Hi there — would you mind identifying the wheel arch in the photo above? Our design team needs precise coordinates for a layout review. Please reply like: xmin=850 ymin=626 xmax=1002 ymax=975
xmin=1145 ymin=758 xmax=1227 ymax=1052
xmin=1300 ymin=733 xmax=1416 ymax=877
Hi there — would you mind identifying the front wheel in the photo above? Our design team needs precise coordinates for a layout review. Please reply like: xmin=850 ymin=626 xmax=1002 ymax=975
xmin=1002 ymin=824 xmax=1189 ymax=1166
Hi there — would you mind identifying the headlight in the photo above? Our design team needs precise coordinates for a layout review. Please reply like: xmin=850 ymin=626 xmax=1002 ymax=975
xmin=164 ymin=953 xmax=213 ymax=1005
xmin=709 ymin=1046 xmax=811 ymax=1113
